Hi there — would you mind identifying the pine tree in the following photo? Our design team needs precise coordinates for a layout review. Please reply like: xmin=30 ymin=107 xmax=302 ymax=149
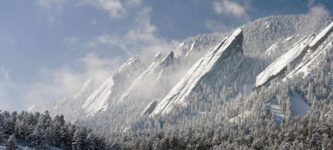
xmin=31 ymin=126 xmax=49 ymax=149
xmin=0 ymin=114 xmax=5 ymax=144
xmin=72 ymin=128 xmax=86 ymax=150
xmin=6 ymin=134 xmax=18 ymax=150
xmin=85 ymin=132 xmax=96 ymax=150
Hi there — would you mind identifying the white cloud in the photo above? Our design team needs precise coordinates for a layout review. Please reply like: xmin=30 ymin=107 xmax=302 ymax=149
xmin=80 ymin=0 xmax=141 ymax=17
xmin=36 ymin=0 xmax=67 ymax=24
xmin=205 ymin=19 xmax=231 ymax=32
xmin=37 ymin=0 xmax=66 ymax=9
xmin=308 ymin=5 xmax=330 ymax=16
xmin=0 ymin=68 xmax=24 ymax=111
xmin=307 ymin=0 xmax=316 ymax=7
xmin=64 ymin=36 xmax=79 ymax=43
xmin=82 ymin=0 xmax=125 ymax=17
xmin=25 ymin=53 xmax=120 ymax=107
xmin=307 ymin=0 xmax=330 ymax=16
xmin=89 ymin=7 xmax=178 ymax=59
xmin=30 ymin=1 xmax=176 ymax=110
xmin=37 ymin=0 xmax=142 ymax=18
xmin=212 ymin=0 xmax=250 ymax=20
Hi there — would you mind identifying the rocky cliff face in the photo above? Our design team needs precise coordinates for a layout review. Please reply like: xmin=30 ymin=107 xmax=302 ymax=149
xmin=256 ymin=22 xmax=333 ymax=88
xmin=150 ymin=28 xmax=244 ymax=116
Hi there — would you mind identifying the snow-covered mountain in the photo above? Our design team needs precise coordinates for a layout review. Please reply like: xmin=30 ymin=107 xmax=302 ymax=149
xmin=30 ymin=15 xmax=333 ymax=133
xmin=30 ymin=56 xmax=145 ymax=118
xmin=150 ymin=28 xmax=244 ymax=116
xmin=256 ymin=22 xmax=333 ymax=88
xmin=82 ymin=56 xmax=145 ymax=115
xmin=28 ymin=78 xmax=100 ymax=121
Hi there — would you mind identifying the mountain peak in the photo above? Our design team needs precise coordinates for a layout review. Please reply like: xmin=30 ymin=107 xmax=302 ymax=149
xmin=150 ymin=28 xmax=244 ymax=116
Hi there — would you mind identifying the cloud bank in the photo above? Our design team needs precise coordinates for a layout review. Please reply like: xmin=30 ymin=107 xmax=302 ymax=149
xmin=88 ymin=7 xmax=178 ymax=60
xmin=25 ymin=53 xmax=120 ymax=108
xmin=307 ymin=0 xmax=330 ymax=16
xmin=24 ymin=0 xmax=177 ymax=110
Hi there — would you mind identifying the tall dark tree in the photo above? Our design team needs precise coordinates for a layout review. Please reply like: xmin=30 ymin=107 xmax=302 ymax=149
xmin=6 ymin=134 xmax=17 ymax=150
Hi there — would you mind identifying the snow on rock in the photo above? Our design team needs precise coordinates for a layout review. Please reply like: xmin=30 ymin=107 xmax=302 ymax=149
xmin=255 ymin=35 xmax=315 ymax=88
xmin=153 ymin=51 xmax=163 ymax=61
xmin=73 ymin=79 xmax=95 ymax=100
xmin=270 ymin=104 xmax=285 ymax=124
xmin=29 ymin=78 xmax=101 ymax=121
xmin=118 ymin=52 xmax=171 ymax=102
xmin=265 ymin=43 xmax=279 ymax=55
xmin=264 ymin=35 xmax=299 ymax=56
xmin=82 ymin=78 xmax=114 ymax=114
xmin=150 ymin=28 xmax=244 ymax=116
xmin=264 ymin=21 xmax=271 ymax=29
xmin=284 ymin=40 xmax=333 ymax=79
xmin=290 ymin=92 xmax=309 ymax=117
xmin=174 ymin=33 xmax=223 ymax=59
xmin=309 ymin=22 xmax=333 ymax=49
xmin=284 ymin=23 xmax=333 ymax=79
xmin=228 ymin=110 xmax=252 ymax=124
xmin=82 ymin=56 xmax=144 ymax=115
xmin=283 ymin=35 xmax=294 ymax=42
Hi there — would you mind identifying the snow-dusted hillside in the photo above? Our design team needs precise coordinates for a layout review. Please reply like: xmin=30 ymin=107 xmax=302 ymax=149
xmin=150 ymin=28 xmax=244 ymax=116
xmin=256 ymin=22 xmax=333 ymax=88
xmin=30 ymin=15 xmax=333 ymax=133
xmin=30 ymin=56 xmax=145 ymax=117
xmin=30 ymin=29 xmax=224 ymax=120
xmin=82 ymin=56 xmax=145 ymax=115
xmin=28 ymin=78 xmax=100 ymax=121
xmin=255 ymin=35 xmax=315 ymax=88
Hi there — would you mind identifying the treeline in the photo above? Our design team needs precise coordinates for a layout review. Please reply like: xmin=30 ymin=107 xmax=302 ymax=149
xmin=108 ymin=112 xmax=333 ymax=150
xmin=0 ymin=111 xmax=106 ymax=150
xmin=103 ymin=47 xmax=333 ymax=149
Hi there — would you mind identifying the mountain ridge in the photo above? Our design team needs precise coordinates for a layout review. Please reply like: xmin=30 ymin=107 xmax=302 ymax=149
xmin=30 ymin=15 xmax=333 ymax=135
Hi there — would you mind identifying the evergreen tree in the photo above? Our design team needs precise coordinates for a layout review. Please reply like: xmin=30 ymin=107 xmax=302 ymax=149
xmin=72 ymin=128 xmax=86 ymax=150
xmin=0 ymin=114 xmax=4 ymax=144
xmin=6 ymin=134 xmax=17 ymax=150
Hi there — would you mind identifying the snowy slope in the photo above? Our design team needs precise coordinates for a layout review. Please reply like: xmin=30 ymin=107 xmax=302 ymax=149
xmin=174 ymin=33 xmax=224 ymax=59
xmin=30 ymin=56 xmax=145 ymax=117
xmin=150 ymin=28 xmax=244 ymax=116
xmin=256 ymin=22 xmax=333 ymax=88
xmin=264 ymin=35 xmax=299 ymax=57
xmin=285 ymin=22 xmax=333 ymax=79
xmin=82 ymin=78 xmax=114 ymax=114
xmin=32 ymin=15 xmax=333 ymax=132
xmin=119 ymin=32 xmax=226 ymax=104
xmin=82 ymin=56 xmax=145 ymax=115
xmin=255 ymin=35 xmax=314 ymax=87
xmin=309 ymin=22 xmax=333 ymax=49
xmin=118 ymin=51 xmax=174 ymax=103
xmin=28 ymin=78 xmax=100 ymax=120
xmin=242 ymin=15 xmax=332 ymax=56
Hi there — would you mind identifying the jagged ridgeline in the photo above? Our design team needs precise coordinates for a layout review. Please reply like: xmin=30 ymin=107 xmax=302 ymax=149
xmin=30 ymin=15 xmax=333 ymax=149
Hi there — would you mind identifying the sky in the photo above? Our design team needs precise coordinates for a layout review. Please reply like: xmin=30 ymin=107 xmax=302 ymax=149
xmin=0 ymin=0 xmax=332 ymax=111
